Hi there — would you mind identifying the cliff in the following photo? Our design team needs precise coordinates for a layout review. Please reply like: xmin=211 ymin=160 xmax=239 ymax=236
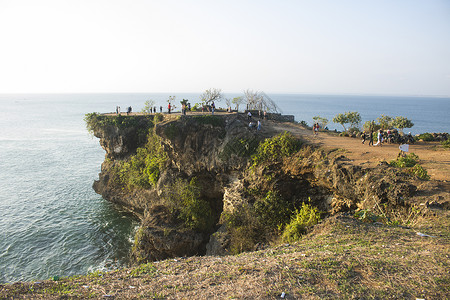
xmin=87 ymin=112 xmax=443 ymax=263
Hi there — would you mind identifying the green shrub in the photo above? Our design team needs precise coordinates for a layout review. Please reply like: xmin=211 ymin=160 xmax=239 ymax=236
xmin=254 ymin=191 xmax=293 ymax=229
xmin=84 ymin=113 xmax=151 ymax=134
xmin=354 ymin=209 xmax=382 ymax=223
xmin=112 ymin=131 xmax=167 ymax=189
xmin=165 ymin=178 xmax=214 ymax=232
xmin=299 ymin=120 xmax=309 ymax=128
xmin=415 ymin=133 xmax=434 ymax=141
xmin=441 ymin=139 xmax=450 ymax=148
xmin=154 ymin=113 xmax=164 ymax=123
xmin=282 ymin=202 xmax=321 ymax=243
xmin=407 ymin=165 xmax=430 ymax=180
xmin=389 ymin=153 xmax=429 ymax=180
xmin=223 ymin=204 xmax=265 ymax=254
xmin=389 ymin=153 xmax=419 ymax=168
xmin=252 ymin=132 xmax=302 ymax=167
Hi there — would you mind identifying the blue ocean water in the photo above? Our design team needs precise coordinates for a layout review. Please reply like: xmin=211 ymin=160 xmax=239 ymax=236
xmin=0 ymin=93 xmax=448 ymax=283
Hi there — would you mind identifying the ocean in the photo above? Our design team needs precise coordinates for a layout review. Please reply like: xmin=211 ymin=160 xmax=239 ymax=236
xmin=0 ymin=93 xmax=448 ymax=283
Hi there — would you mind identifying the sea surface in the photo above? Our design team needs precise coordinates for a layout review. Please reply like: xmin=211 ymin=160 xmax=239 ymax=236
xmin=0 ymin=93 xmax=448 ymax=283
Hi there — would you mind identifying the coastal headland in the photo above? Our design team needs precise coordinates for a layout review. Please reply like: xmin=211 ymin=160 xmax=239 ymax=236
xmin=1 ymin=111 xmax=449 ymax=299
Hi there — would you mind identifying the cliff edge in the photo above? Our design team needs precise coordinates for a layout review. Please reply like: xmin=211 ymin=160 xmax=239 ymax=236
xmin=86 ymin=112 xmax=448 ymax=263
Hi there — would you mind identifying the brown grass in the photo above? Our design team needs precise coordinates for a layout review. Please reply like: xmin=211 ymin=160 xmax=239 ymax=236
xmin=2 ymin=209 xmax=448 ymax=299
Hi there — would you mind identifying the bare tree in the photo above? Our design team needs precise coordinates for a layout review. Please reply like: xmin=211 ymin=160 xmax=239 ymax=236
xmin=200 ymin=88 xmax=223 ymax=105
xmin=244 ymin=90 xmax=281 ymax=113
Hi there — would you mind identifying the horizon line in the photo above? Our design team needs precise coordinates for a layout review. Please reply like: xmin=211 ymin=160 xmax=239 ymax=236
xmin=0 ymin=91 xmax=449 ymax=98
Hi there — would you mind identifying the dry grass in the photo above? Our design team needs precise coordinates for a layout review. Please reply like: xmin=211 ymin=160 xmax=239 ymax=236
xmin=2 ymin=209 xmax=449 ymax=299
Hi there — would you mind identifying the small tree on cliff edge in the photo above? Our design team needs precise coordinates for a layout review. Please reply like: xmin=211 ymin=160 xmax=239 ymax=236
xmin=200 ymin=88 xmax=223 ymax=105
xmin=231 ymin=96 xmax=244 ymax=112
xmin=391 ymin=116 xmax=414 ymax=133
xmin=333 ymin=111 xmax=361 ymax=132
xmin=142 ymin=100 xmax=155 ymax=114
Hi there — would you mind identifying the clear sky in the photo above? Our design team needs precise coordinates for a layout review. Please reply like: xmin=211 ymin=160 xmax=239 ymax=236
xmin=1 ymin=0 xmax=449 ymax=96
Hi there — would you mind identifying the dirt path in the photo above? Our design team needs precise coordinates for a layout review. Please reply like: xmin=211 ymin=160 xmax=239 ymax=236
xmin=266 ymin=121 xmax=450 ymax=187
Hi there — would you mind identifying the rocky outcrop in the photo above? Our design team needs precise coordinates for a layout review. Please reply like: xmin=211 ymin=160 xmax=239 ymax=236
xmin=90 ymin=113 xmax=433 ymax=261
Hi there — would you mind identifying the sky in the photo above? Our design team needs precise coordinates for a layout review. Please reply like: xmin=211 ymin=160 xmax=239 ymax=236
xmin=0 ymin=0 xmax=449 ymax=96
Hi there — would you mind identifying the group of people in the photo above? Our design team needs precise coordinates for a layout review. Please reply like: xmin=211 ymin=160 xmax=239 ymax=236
xmin=116 ymin=106 xmax=133 ymax=115
xmin=361 ymin=129 xmax=385 ymax=146
xmin=362 ymin=129 xmax=414 ymax=147
xmin=312 ymin=123 xmax=320 ymax=136
xmin=247 ymin=111 xmax=262 ymax=131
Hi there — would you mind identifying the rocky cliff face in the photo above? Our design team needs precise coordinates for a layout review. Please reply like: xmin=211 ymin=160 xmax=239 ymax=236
xmin=90 ymin=113 xmax=427 ymax=262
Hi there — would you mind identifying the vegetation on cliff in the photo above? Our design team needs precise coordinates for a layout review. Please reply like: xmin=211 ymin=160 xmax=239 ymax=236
xmin=389 ymin=153 xmax=430 ymax=180
xmin=111 ymin=131 xmax=168 ymax=189
xmin=84 ymin=112 xmax=149 ymax=133
xmin=164 ymin=178 xmax=214 ymax=232
xmin=251 ymin=131 xmax=302 ymax=167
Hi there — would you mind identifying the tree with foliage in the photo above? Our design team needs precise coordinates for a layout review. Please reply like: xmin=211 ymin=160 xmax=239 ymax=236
xmin=312 ymin=116 xmax=329 ymax=129
xmin=333 ymin=111 xmax=361 ymax=132
xmin=141 ymin=100 xmax=155 ymax=114
xmin=377 ymin=114 xmax=393 ymax=129
xmin=231 ymin=96 xmax=244 ymax=111
xmin=347 ymin=111 xmax=362 ymax=128
xmin=391 ymin=116 xmax=414 ymax=133
xmin=200 ymin=88 xmax=223 ymax=105
xmin=332 ymin=113 xmax=349 ymax=132
xmin=363 ymin=120 xmax=380 ymax=132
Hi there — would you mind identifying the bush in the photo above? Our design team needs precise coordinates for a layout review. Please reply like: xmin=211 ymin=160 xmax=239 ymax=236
xmin=252 ymin=132 xmax=302 ymax=167
xmin=389 ymin=153 xmax=429 ymax=180
xmin=441 ymin=139 xmax=450 ymax=148
xmin=389 ymin=153 xmax=419 ymax=168
xmin=112 ymin=131 xmax=167 ymax=189
xmin=415 ymin=133 xmax=434 ymax=142
xmin=407 ymin=165 xmax=430 ymax=180
xmin=282 ymin=202 xmax=321 ymax=243
xmin=223 ymin=204 xmax=265 ymax=255
xmin=254 ymin=191 xmax=293 ymax=229
xmin=154 ymin=113 xmax=164 ymax=123
xmin=299 ymin=120 xmax=310 ymax=128
xmin=165 ymin=178 xmax=214 ymax=232
xmin=84 ymin=113 xmax=148 ymax=134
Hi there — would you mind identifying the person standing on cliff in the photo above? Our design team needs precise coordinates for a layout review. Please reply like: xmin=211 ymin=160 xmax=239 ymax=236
xmin=368 ymin=122 xmax=374 ymax=146
xmin=211 ymin=101 xmax=215 ymax=115
xmin=374 ymin=130 xmax=383 ymax=146
xmin=361 ymin=131 xmax=367 ymax=144
xmin=168 ymin=103 xmax=171 ymax=114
